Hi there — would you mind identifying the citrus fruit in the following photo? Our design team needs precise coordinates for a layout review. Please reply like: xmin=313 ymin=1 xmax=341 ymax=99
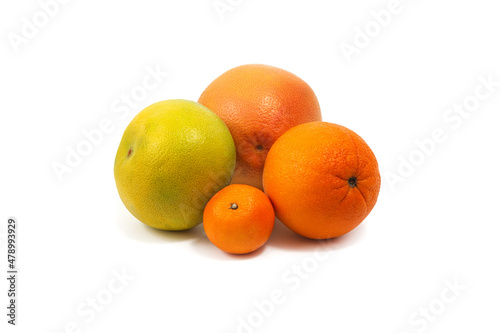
xmin=198 ymin=64 xmax=322 ymax=190
xmin=203 ymin=184 xmax=275 ymax=254
xmin=262 ymin=122 xmax=380 ymax=239
xmin=114 ymin=99 xmax=236 ymax=231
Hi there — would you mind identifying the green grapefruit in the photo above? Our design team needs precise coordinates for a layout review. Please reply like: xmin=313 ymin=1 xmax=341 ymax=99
xmin=114 ymin=99 xmax=236 ymax=230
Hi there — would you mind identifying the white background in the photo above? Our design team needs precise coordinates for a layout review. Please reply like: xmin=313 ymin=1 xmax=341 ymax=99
xmin=1 ymin=0 xmax=500 ymax=332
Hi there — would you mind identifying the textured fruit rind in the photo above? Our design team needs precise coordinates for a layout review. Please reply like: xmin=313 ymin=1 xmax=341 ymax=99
xmin=262 ymin=122 xmax=381 ymax=239
xmin=114 ymin=99 xmax=236 ymax=230
xmin=198 ymin=64 xmax=322 ymax=190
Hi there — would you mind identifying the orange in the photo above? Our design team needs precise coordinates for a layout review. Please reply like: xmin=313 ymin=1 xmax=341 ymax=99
xmin=262 ymin=122 xmax=381 ymax=239
xmin=198 ymin=64 xmax=322 ymax=190
xmin=203 ymin=184 xmax=275 ymax=254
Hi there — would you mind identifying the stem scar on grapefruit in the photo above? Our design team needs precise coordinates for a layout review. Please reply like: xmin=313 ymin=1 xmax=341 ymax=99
xmin=262 ymin=122 xmax=381 ymax=240
xmin=198 ymin=64 xmax=322 ymax=190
